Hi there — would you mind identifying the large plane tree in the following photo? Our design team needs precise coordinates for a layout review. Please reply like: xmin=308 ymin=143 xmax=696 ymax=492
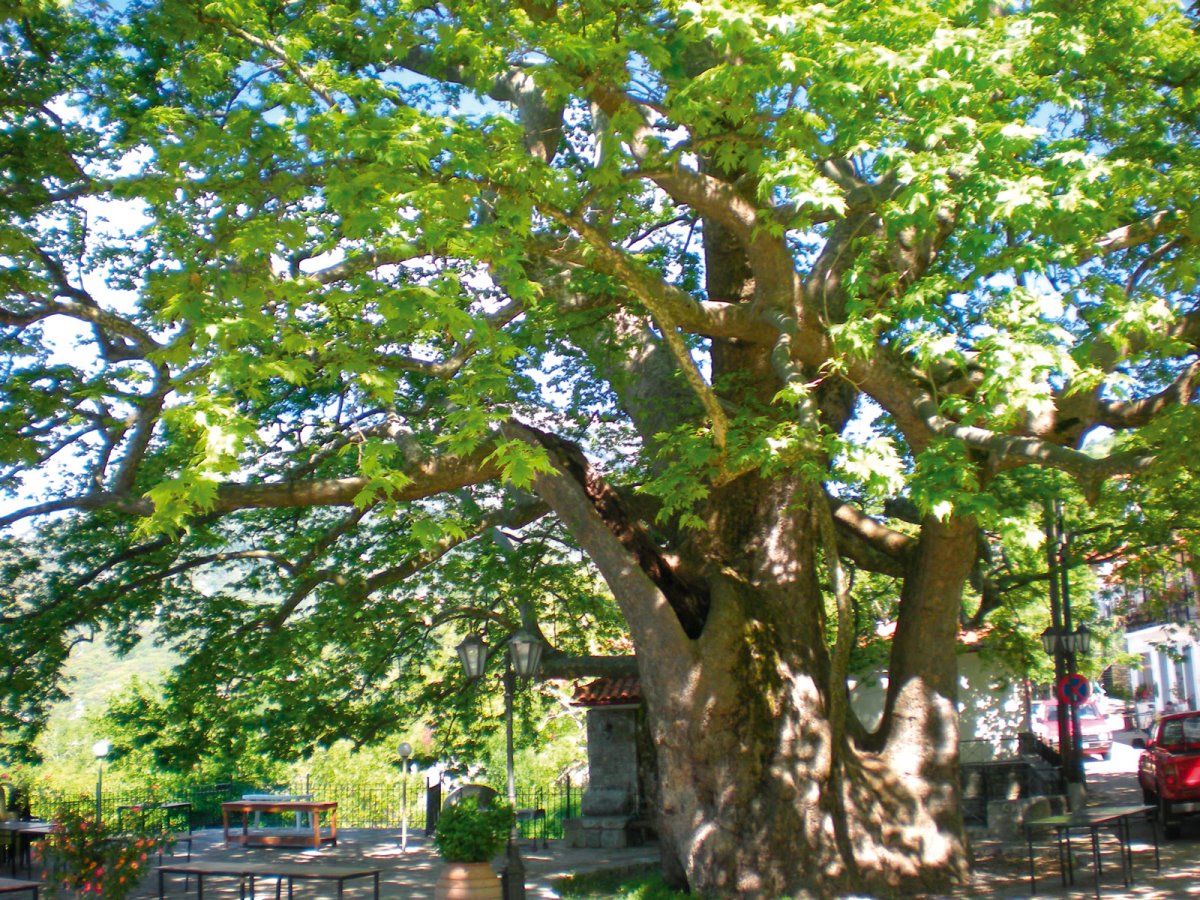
xmin=3 ymin=0 xmax=1199 ymax=895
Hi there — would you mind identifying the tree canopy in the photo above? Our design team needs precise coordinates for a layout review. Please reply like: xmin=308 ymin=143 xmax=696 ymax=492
xmin=3 ymin=0 xmax=1199 ymax=894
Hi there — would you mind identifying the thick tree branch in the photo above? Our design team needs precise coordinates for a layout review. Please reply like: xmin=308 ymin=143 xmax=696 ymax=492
xmin=1093 ymin=359 xmax=1200 ymax=429
xmin=400 ymin=48 xmax=564 ymax=162
xmin=1082 ymin=210 xmax=1184 ymax=263
xmin=502 ymin=420 xmax=698 ymax=653
xmin=587 ymin=84 xmax=798 ymax=308
xmin=539 ymin=207 xmax=732 ymax=448
xmin=912 ymin=390 xmax=1155 ymax=483
xmin=0 ymin=443 xmax=503 ymax=529
xmin=541 ymin=653 xmax=639 ymax=679
xmin=828 ymin=498 xmax=914 ymax=577
xmin=309 ymin=245 xmax=426 ymax=284
xmin=532 ymin=235 xmax=777 ymax=344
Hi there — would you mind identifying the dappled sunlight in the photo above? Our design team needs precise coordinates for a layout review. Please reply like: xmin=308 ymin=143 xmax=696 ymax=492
xmin=114 ymin=827 xmax=659 ymax=898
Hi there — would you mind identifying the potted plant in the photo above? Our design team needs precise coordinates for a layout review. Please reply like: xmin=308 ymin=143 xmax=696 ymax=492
xmin=432 ymin=797 xmax=513 ymax=900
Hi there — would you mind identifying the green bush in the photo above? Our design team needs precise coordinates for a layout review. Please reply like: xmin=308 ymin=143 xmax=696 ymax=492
xmin=555 ymin=869 xmax=691 ymax=899
xmin=432 ymin=797 xmax=513 ymax=863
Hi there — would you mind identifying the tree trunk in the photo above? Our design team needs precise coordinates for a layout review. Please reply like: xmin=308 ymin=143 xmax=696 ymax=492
xmin=522 ymin=433 xmax=973 ymax=898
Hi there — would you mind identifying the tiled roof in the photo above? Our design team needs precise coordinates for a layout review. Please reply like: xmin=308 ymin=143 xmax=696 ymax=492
xmin=572 ymin=676 xmax=642 ymax=707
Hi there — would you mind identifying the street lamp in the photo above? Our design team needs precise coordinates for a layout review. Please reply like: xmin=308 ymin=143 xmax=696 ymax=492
xmin=454 ymin=630 xmax=544 ymax=900
xmin=1040 ymin=620 xmax=1094 ymax=791
xmin=456 ymin=633 xmax=488 ymax=680
xmin=508 ymin=630 xmax=544 ymax=681
xmin=92 ymin=739 xmax=110 ymax=824
xmin=1066 ymin=625 xmax=1092 ymax=655
xmin=1039 ymin=627 xmax=1057 ymax=657
xmin=1043 ymin=625 xmax=1091 ymax=656
xmin=398 ymin=741 xmax=413 ymax=852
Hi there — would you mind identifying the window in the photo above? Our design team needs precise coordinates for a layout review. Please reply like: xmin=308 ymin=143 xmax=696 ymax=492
xmin=1183 ymin=717 xmax=1200 ymax=745
xmin=1160 ymin=720 xmax=1185 ymax=747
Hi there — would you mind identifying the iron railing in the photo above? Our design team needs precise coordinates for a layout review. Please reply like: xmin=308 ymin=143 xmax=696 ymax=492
xmin=27 ymin=778 xmax=587 ymax=840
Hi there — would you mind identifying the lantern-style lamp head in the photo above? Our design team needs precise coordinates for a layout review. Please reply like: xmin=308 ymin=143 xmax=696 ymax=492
xmin=509 ymin=628 xmax=544 ymax=680
xmin=397 ymin=741 xmax=413 ymax=761
xmin=456 ymin=633 xmax=488 ymax=680
xmin=1072 ymin=624 xmax=1092 ymax=655
xmin=1040 ymin=627 xmax=1058 ymax=657
xmin=92 ymin=739 xmax=111 ymax=760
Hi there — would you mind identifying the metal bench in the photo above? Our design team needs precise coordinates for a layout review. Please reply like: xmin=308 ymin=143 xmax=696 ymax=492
xmin=157 ymin=860 xmax=381 ymax=899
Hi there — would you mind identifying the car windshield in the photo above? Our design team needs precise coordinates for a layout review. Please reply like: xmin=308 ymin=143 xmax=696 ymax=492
xmin=1046 ymin=703 xmax=1101 ymax=722
xmin=1159 ymin=716 xmax=1200 ymax=748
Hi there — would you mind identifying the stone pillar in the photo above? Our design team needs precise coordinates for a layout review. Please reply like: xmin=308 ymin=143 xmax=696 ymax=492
xmin=581 ymin=707 xmax=639 ymax=817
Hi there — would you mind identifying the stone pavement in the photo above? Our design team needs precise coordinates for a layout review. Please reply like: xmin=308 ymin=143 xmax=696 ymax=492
xmin=119 ymin=827 xmax=659 ymax=899
xmin=37 ymin=733 xmax=1200 ymax=898
xmin=932 ymin=734 xmax=1200 ymax=899
xmin=120 ymin=794 xmax=1199 ymax=900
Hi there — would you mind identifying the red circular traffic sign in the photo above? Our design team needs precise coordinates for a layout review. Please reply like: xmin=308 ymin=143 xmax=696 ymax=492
xmin=1057 ymin=673 xmax=1090 ymax=705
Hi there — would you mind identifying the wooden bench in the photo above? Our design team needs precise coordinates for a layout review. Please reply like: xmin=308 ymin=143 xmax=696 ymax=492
xmin=0 ymin=877 xmax=39 ymax=899
xmin=157 ymin=860 xmax=381 ymax=899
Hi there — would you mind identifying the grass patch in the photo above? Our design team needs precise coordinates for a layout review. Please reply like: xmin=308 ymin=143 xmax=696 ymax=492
xmin=555 ymin=869 xmax=692 ymax=899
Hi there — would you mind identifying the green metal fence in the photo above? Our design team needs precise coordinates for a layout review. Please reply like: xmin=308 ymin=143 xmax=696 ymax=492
xmin=27 ymin=778 xmax=586 ymax=840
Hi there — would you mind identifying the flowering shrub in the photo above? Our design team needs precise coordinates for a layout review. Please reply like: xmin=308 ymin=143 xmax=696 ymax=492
xmin=37 ymin=806 xmax=166 ymax=899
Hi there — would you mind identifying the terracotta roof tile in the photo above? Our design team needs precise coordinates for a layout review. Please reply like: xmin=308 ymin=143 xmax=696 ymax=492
xmin=572 ymin=677 xmax=642 ymax=707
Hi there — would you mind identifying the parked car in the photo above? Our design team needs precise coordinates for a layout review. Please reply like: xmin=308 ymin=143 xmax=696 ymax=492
xmin=1137 ymin=710 xmax=1200 ymax=839
xmin=1030 ymin=700 xmax=1114 ymax=760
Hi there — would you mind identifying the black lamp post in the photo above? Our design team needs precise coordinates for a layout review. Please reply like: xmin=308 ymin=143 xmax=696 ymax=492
xmin=454 ymin=630 xmax=544 ymax=900
xmin=1042 ymin=499 xmax=1095 ymax=794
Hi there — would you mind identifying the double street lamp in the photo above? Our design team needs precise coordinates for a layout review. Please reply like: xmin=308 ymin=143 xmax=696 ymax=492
xmin=455 ymin=629 xmax=544 ymax=900
xmin=1039 ymin=625 xmax=1092 ymax=659
xmin=1040 ymin=624 xmax=1092 ymax=790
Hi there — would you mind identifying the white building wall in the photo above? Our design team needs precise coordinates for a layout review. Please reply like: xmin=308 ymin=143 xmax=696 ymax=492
xmin=849 ymin=650 xmax=1029 ymax=761
xmin=1126 ymin=624 xmax=1200 ymax=714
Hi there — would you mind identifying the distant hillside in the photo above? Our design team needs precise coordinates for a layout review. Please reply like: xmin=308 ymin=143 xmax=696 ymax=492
xmin=55 ymin=628 xmax=178 ymax=717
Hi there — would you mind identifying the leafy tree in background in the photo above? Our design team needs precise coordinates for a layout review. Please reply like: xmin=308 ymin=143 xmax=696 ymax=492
xmin=2 ymin=0 xmax=1198 ymax=895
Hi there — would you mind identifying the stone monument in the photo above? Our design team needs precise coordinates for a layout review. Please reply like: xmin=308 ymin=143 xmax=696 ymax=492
xmin=564 ymin=677 xmax=657 ymax=849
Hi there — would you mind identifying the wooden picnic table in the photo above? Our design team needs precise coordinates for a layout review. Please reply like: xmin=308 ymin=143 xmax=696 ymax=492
xmin=221 ymin=800 xmax=338 ymax=849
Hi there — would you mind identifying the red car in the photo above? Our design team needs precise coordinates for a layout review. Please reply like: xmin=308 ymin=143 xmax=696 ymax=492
xmin=1032 ymin=700 xmax=1114 ymax=760
xmin=1137 ymin=710 xmax=1200 ymax=839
